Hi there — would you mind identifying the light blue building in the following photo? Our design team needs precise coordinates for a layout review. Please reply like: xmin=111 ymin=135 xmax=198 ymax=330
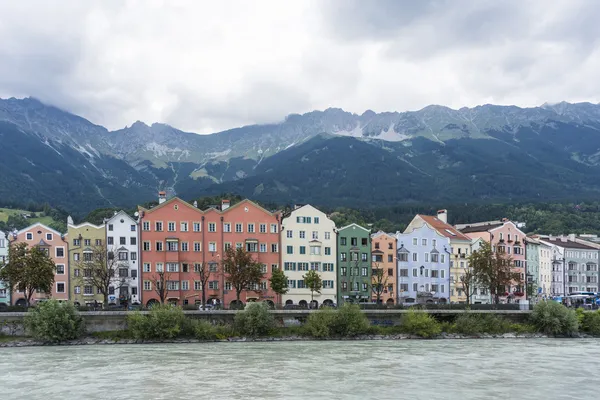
xmin=0 ymin=231 xmax=9 ymax=307
xmin=396 ymin=223 xmax=451 ymax=304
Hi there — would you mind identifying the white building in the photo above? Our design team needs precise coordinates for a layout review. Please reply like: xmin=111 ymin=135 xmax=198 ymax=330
xmin=0 ymin=231 xmax=8 ymax=305
xmin=280 ymin=205 xmax=337 ymax=307
xmin=105 ymin=211 xmax=140 ymax=305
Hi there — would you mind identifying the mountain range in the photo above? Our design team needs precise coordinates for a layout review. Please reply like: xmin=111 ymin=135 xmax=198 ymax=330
xmin=2 ymin=97 xmax=600 ymax=214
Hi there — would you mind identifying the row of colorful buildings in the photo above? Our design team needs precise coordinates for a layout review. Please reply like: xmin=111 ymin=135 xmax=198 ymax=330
xmin=1 ymin=194 xmax=599 ymax=308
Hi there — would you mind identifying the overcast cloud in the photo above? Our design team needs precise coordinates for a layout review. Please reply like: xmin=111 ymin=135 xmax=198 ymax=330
xmin=1 ymin=0 xmax=599 ymax=133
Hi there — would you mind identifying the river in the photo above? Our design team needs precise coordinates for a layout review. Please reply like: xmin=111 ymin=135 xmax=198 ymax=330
xmin=0 ymin=339 xmax=597 ymax=399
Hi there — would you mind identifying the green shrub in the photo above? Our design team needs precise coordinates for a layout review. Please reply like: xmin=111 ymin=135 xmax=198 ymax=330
xmin=510 ymin=323 xmax=536 ymax=334
xmin=581 ymin=310 xmax=600 ymax=335
xmin=331 ymin=304 xmax=370 ymax=336
xmin=24 ymin=300 xmax=84 ymax=342
xmin=194 ymin=320 xmax=219 ymax=340
xmin=401 ymin=310 xmax=441 ymax=338
xmin=127 ymin=304 xmax=186 ymax=340
xmin=531 ymin=301 xmax=579 ymax=336
xmin=234 ymin=302 xmax=275 ymax=337
xmin=454 ymin=313 xmax=511 ymax=335
xmin=305 ymin=307 xmax=336 ymax=338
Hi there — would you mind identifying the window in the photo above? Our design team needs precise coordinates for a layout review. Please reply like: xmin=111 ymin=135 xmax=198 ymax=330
xmin=129 ymin=237 xmax=137 ymax=246
xmin=55 ymin=264 xmax=65 ymax=274
xmin=168 ymin=222 xmax=176 ymax=232
xmin=143 ymin=263 xmax=151 ymax=272
xmin=194 ymin=281 xmax=202 ymax=290
xmin=155 ymin=222 xmax=163 ymax=232
xmin=25 ymin=232 xmax=33 ymax=240
xmin=54 ymin=282 xmax=65 ymax=293
xmin=46 ymin=233 xmax=53 ymax=241
xmin=310 ymin=246 xmax=321 ymax=255
xmin=108 ymin=224 xmax=114 ymax=232
xmin=181 ymin=242 xmax=188 ymax=252
xmin=312 ymin=231 xmax=318 ymax=240
xmin=209 ymin=242 xmax=217 ymax=252
xmin=351 ymin=237 xmax=358 ymax=246
xmin=287 ymin=280 xmax=296 ymax=289
xmin=431 ymin=270 xmax=438 ymax=278
xmin=441 ymin=270 xmax=445 ymax=279
xmin=156 ymin=242 xmax=163 ymax=252
xmin=270 ymin=224 xmax=278 ymax=233
xmin=412 ymin=253 xmax=418 ymax=262
xmin=422 ymin=239 xmax=427 ymax=246
xmin=271 ymin=244 xmax=278 ymax=253
xmin=297 ymin=280 xmax=305 ymax=289
xmin=143 ymin=281 xmax=151 ymax=291
xmin=432 ymin=239 xmax=437 ymax=247
xmin=119 ymin=268 xmax=128 ymax=277
xmin=74 ymin=286 xmax=81 ymax=294
xmin=118 ymin=237 xmax=125 ymax=245
xmin=340 ymin=253 xmax=347 ymax=262
xmin=412 ymin=238 xmax=417 ymax=245
xmin=260 ymin=243 xmax=267 ymax=253
xmin=118 ymin=251 xmax=128 ymax=261
xmin=325 ymin=247 xmax=331 ymax=255
xmin=224 ymin=223 xmax=231 ymax=233
xmin=167 ymin=241 xmax=178 ymax=252
xmin=362 ymin=283 xmax=368 ymax=291
xmin=235 ymin=223 xmax=243 ymax=233
xmin=167 ymin=281 xmax=179 ymax=291
xmin=84 ymin=285 xmax=93 ymax=295
xmin=224 ymin=242 xmax=232 ymax=251
xmin=340 ymin=237 xmax=347 ymax=246
xmin=208 ymin=281 xmax=219 ymax=290
xmin=130 ymin=224 xmax=136 ymax=232
xmin=314 ymin=217 xmax=320 ymax=224
xmin=178 ymin=222 xmax=188 ymax=232
xmin=441 ymin=254 xmax=445 ymax=263
xmin=399 ymin=253 xmax=408 ymax=262
xmin=325 ymin=232 xmax=331 ymax=240
xmin=108 ymin=237 xmax=114 ymax=245
xmin=300 ymin=231 xmax=306 ymax=239
xmin=193 ymin=222 xmax=201 ymax=232
xmin=194 ymin=242 xmax=201 ymax=252
xmin=286 ymin=230 xmax=293 ymax=238
xmin=143 ymin=221 xmax=150 ymax=231
xmin=351 ymin=252 xmax=359 ymax=261
xmin=284 ymin=262 xmax=296 ymax=271
xmin=248 ymin=223 xmax=255 ymax=233
xmin=181 ymin=280 xmax=189 ymax=291
xmin=261 ymin=264 xmax=267 ymax=274
xmin=246 ymin=242 xmax=258 ymax=252
xmin=431 ymin=253 xmax=439 ymax=263
xmin=56 ymin=247 xmax=64 ymax=258
xmin=73 ymin=238 xmax=81 ymax=246
xmin=400 ymin=269 xmax=408 ymax=277
xmin=361 ymin=267 xmax=368 ymax=276
xmin=143 ymin=241 xmax=150 ymax=251
xmin=73 ymin=253 xmax=80 ymax=261
xmin=95 ymin=239 xmax=102 ymax=246
xmin=361 ymin=238 xmax=368 ymax=246
xmin=323 ymin=263 xmax=334 ymax=272
xmin=388 ymin=243 xmax=393 ymax=250
xmin=300 ymin=246 xmax=306 ymax=255
xmin=413 ymin=269 xmax=418 ymax=277
xmin=259 ymin=224 xmax=266 ymax=233
xmin=287 ymin=246 xmax=293 ymax=254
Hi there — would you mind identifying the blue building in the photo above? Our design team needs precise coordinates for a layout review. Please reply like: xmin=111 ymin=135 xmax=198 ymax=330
xmin=396 ymin=223 xmax=451 ymax=304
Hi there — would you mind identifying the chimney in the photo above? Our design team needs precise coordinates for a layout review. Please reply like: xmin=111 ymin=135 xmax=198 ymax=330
xmin=158 ymin=191 xmax=167 ymax=204
xmin=437 ymin=209 xmax=447 ymax=224
xmin=221 ymin=199 xmax=230 ymax=211
xmin=560 ymin=235 xmax=567 ymax=243
xmin=193 ymin=200 xmax=198 ymax=208
xmin=568 ymin=233 xmax=576 ymax=242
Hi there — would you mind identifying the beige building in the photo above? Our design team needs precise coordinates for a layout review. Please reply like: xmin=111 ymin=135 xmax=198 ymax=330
xmin=538 ymin=241 xmax=552 ymax=298
xmin=280 ymin=205 xmax=337 ymax=307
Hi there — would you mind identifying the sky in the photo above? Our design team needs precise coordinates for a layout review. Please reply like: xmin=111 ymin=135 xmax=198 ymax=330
xmin=1 ymin=0 xmax=599 ymax=134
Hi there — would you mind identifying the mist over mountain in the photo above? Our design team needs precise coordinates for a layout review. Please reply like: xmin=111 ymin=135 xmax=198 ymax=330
xmin=2 ymin=97 xmax=600 ymax=213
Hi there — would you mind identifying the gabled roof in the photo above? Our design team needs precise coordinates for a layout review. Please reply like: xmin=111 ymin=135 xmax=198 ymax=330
xmin=16 ymin=222 xmax=63 ymax=237
xmin=371 ymin=231 xmax=395 ymax=240
xmin=139 ymin=196 xmax=202 ymax=215
xmin=222 ymin=199 xmax=280 ymax=217
xmin=457 ymin=221 xmax=503 ymax=234
xmin=106 ymin=210 xmax=137 ymax=224
xmin=68 ymin=221 xmax=104 ymax=230
xmin=417 ymin=215 xmax=471 ymax=241
xmin=338 ymin=223 xmax=371 ymax=233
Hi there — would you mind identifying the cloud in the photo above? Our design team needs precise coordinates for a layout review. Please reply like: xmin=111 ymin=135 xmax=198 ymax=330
xmin=0 ymin=0 xmax=599 ymax=133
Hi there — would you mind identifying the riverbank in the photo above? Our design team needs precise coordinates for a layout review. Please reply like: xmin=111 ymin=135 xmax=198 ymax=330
xmin=3 ymin=332 xmax=599 ymax=347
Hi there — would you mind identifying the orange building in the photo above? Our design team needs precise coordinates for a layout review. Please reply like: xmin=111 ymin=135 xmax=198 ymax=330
xmin=139 ymin=195 xmax=281 ymax=308
xmin=9 ymin=223 xmax=69 ymax=305
xmin=371 ymin=231 xmax=397 ymax=305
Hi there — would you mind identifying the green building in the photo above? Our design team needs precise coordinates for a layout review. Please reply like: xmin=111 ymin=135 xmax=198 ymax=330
xmin=337 ymin=223 xmax=372 ymax=304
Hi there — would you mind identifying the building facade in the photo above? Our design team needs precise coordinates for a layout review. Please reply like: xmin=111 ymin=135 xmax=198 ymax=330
xmin=105 ymin=211 xmax=141 ymax=305
xmin=337 ymin=224 xmax=371 ymax=304
xmin=9 ymin=223 xmax=68 ymax=305
xmin=458 ymin=220 xmax=527 ymax=303
xmin=140 ymin=196 xmax=281 ymax=308
xmin=538 ymin=241 xmax=552 ymax=298
xmin=67 ymin=219 xmax=106 ymax=306
xmin=370 ymin=231 xmax=396 ymax=304
xmin=0 ymin=231 xmax=8 ymax=306
xmin=397 ymin=223 xmax=451 ymax=304
xmin=281 ymin=205 xmax=337 ymax=307
xmin=525 ymin=237 xmax=540 ymax=301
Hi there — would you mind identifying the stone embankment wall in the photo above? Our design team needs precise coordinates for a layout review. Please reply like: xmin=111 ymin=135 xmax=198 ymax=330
xmin=0 ymin=310 xmax=532 ymax=336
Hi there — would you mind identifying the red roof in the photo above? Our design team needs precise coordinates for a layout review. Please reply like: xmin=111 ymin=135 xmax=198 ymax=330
xmin=418 ymin=215 xmax=471 ymax=241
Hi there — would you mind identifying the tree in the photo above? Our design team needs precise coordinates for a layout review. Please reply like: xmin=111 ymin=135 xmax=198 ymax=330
xmin=459 ymin=267 xmax=477 ymax=305
xmin=0 ymin=243 xmax=56 ymax=307
xmin=222 ymin=247 xmax=264 ymax=306
xmin=468 ymin=241 xmax=522 ymax=306
xmin=74 ymin=244 xmax=121 ymax=308
xmin=196 ymin=262 xmax=212 ymax=310
xmin=151 ymin=270 xmax=171 ymax=305
xmin=269 ymin=267 xmax=289 ymax=307
xmin=371 ymin=264 xmax=388 ymax=304
xmin=303 ymin=270 xmax=322 ymax=303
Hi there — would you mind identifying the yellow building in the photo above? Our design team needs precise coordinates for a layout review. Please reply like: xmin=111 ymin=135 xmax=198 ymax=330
xmin=67 ymin=218 xmax=106 ymax=306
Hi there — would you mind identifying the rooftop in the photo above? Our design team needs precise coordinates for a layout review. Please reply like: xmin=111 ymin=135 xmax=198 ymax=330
xmin=458 ymin=222 xmax=504 ymax=234
xmin=418 ymin=215 xmax=471 ymax=240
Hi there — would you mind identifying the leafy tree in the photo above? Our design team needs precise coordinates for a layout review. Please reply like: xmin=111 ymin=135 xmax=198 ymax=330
xmin=222 ymin=247 xmax=264 ymax=305
xmin=268 ymin=267 xmax=289 ymax=307
xmin=151 ymin=270 xmax=171 ymax=304
xmin=303 ymin=270 xmax=322 ymax=303
xmin=196 ymin=262 xmax=212 ymax=310
xmin=468 ymin=241 xmax=522 ymax=306
xmin=24 ymin=300 xmax=84 ymax=341
xmin=0 ymin=243 xmax=56 ymax=307
xmin=73 ymin=244 xmax=122 ymax=308
xmin=459 ymin=268 xmax=477 ymax=305
xmin=371 ymin=263 xmax=388 ymax=304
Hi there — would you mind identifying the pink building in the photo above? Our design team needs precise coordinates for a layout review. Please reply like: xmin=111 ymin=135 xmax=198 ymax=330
xmin=9 ymin=223 xmax=69 ymax=305
xmin=457 ymin=219 xmax=527 ymax=303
